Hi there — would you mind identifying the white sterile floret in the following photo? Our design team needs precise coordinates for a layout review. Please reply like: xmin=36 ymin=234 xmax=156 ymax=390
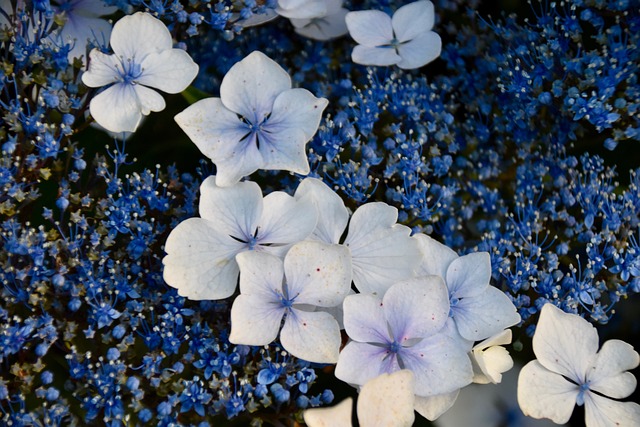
xmin=345 ymin=0 xmax=442 ymax=69
xmin=229 ymin=241 xmax=351 ymax=363
xmin=471 ymin=329 xmax=514 ymax=384
xmin=518 ymin=303 xmax=640 ymax=427
xmin=175 ymin=51 xmax=327 ymax=187
xmin=415 ymin=233 xmax=521 ymax=345
xmin=289 ymin=0 xmax=349 ymax=41
xmin=295 ymin=177 xmax=420 ymax=295
xmin=162 ymin=176 xmax=317 ymax=300
xmin=304 ymin=370 xmax=416 ymax=427
xmin=82 ymin=12 xmax=199 ymax=133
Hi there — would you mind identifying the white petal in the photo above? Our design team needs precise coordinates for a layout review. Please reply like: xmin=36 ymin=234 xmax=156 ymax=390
xmin=392 ymin=0 xmax=435 ymax=42
xmin=304 ymin=398 xmax=353 ymax=427
xmin=137 ymin=49 xmax=198 ymax=93
xmin=446 ymin=252 xmax=492 ymax=298
xmin=342 ymin=292 xmax=390 ymax=344
xmin=269 ymin=88 xmax=328 ymax=141
xmin=517 ymin=360 xmax=579 ymax=424
xmin=277 ymin=0 xmax=327 ymax=19
xmin=60 ymin=14 xmax=113 ymax=63
xmin=82 ymin=50 xmax=120 ymax=87
xmin=383 ymin=277 xmax=449 ymax=340
xmin=533 ymin=304 xmax=599 ymax=383
xmin=345 ymin=203 xmax=420 ymax=295
xmin=89 ymin=83 xmax=142 ymax=133
xmin=280 ymin=309 xmax=341 ymax=363
xmin=292 ymin=8 xmax=349 ymax=41
xmin=162 ymin=218 xmax=244 ymax=300
xmin=236 ymin=9 xmax=279 ymax=28
xmin=236 ymin=250 xmax=284 ymax=297
xmin=229 ymin=294 xmax=284 ymax=345
xmin=284 ymin=241 xmax=351 ymax=307
xmin=132 ymin=84 xmax=165 ymax=115
xmin=414 ymin=390 xmax=459 ymax=421
xmin=198 ymin=177 xmax=263 ymax=242
xmin=584 ymin=393 xmax=640 ymax=427
xmin=220 ymin=51 xmax=291 ymax=124
xmin=345 ymin=10 xmax=393 ymax=46
xmin=335 ymin=341 xmax=400 ymax=387
xmin=110 ymin=12 xmax=172 ymax=60
xmin=474 ymin=329 xmax=513 ymax=350
xmin=258 ymin=191 xmax=317 ymax=249
xmin=351 ymin=45 xmax=401 ymax=67
xmin=212 ymin=144 xmax=264 ymax=187
xmin=414 ymin=233 xmax=458 ymax=279
xmin=453 ymin=286 xmax=521 ymax=341
xmin=472 ymin=345 xmax=513 ymax=384
xmin=358 ymin=370 xmax=416 ymax=427
xmin=588 ymin=339 xmax=639 ymax=399
xmin=295 ymin=178 xmax=349 ymax=244
xmin=397 ymin=31 xmax=442 ymax=69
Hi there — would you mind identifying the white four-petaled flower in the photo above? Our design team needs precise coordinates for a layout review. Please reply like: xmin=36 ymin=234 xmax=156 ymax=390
xmin=82 ymin=12 xmax=199 ymax=133
xmin=345 ymin=0 xmax=442 ymax=69
xmin=518 ymin=303 xmax=640 ymax=427
xmin=175 ymin=51 xmax=328 ymax=187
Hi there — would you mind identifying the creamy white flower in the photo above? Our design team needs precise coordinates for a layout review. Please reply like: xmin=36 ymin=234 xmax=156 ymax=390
xmin=518 ymin=303 xmax=640 ymax=427
xmin=471 ymin=329 xmax=514 ymax=384
xmin=345 ymin=0 xmax=441 ymax=69
xmin=175 ymin=51 xmax=327 ymax=187
xmin=82 ymin=12 xmax=199 ymax=133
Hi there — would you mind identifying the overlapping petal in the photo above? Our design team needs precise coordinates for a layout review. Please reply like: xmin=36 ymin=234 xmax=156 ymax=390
xmin=281 ymin=309 xmax=341 ymax=363
xmin=392 ymin=0 xmax=435 ymax=42
xmin=588 ymin=339 xmax=639 ymax=398
xmin=294 ymin=177 xmax=349 ymax=244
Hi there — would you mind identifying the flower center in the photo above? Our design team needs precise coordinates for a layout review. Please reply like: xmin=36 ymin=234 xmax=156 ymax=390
xmin=117 ymin=57 xmax=144 ymax=85
xmin=388 ymin=340 xmax=402 ymax=353
xmin=576 ymin=381 xmax=590 ymax=406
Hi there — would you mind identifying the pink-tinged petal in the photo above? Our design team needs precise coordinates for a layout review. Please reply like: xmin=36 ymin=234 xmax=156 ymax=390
xmin=392 ymin=0 xmax=435 ymax=42
xmin=258 ymin=192 xmax=317 ymax=249
xmin=342 ymin=293 xmax=390 ymax=344
xmin=198 ymin=177 xmax=262 ymax=242
xmin=229 ymin=294 xmax=284 ymax=345
xmin=82 ymin=50 xmax=120 ymax=87
xmin=281 ymin=309 xmax=341 ymax=363
xmin=304 ymin=398 xmax=353 ymax=427
xmin=358 ymin=370 xmax=416 ymax=427
xmin=292 ymin=8 xmax=349 ymax=41
xmin=137 ymin=49 xmax=198 ymax=93
xmin=397 ymin=31 xmax=442 ymax=69
xmin=285 ymin=241 xmax=351 ymax=307
xmin=383 ymin=277 xmax=449 ymax=341
xmin=446 ymin=252 xmax=491 ymax=298
xmin=345 ymin=10 xmax=393 ymax=46
xmin=351 ymin=45 xmax=401 ymax=66
xmin=132 ymin=84 xmax=165 ymax=115
xmin=414 ymin=390 xmax=459 ymax=421
xmin=162 ymin=218 xmax=245 ymax=300
xmin=584 ymin=393 xmax=640 ymax=427
xmin=236 ymin=251 xmax=284 ymax=298
xmin=414 ymin=233 xmax=458 ymax=279
xmin=345 ymin=203 xmax=420 ymax=295
xmin=588 ymin=339 xmax=639 ymax=399
xmin=402 ymin=334 xmax=473 ymax=397
xmin=294 ymin=178 xmax=348 ymax=244
xmin=89 ymin=83 xmax=142 ymax=133
xmin=452 ymin=286 xmax=521 ymax=341
xmin=533 ymin=304 xmax=599 ymax=383
xmin=268 ymin=88 xmax=328 ymax=141
xmin=220 ymin=51 xmax=291 ymax=123
xmin=335 ymin=341 xmax=400 ymax=387
xmin=110 ymin=12 xmax=172 ymax=60
xmin=517 ymin=360 xmax=579 ymax=424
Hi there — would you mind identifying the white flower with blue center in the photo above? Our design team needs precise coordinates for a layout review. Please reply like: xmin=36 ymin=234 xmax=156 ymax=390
xmin=229 ymin=241 xmax=351 ymax=363
xmin=174 ymin=51 xmax=328 ymax=187
xmin=345 ymin=0 xmax=442 ymax=69
xmin=81 ymin=12 xmax=199 ymax=133
xmin=518 ymin=303 xmax=640 ymax=427
xmin=162 ymin=176 xmax=317 ymax=300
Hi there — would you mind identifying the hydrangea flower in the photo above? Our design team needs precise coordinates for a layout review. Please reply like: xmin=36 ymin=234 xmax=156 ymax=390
xmin=81 ymin=12 xmax=199 ymax=133
xmin=289 ymin=0 xmax=348 ymax=41
xmin=470 ymin=329 xmax=514 ymax=385
xmin=163 ymin=176 xmax=317 ymax=300
xmin=415 ymin=234 xmax=521 ymax=344
xmin=518 ymin=304 xmax=640 ymax=426
xmin=174 ymin=51 xmax=328 ymax=187
xmin=335 ymin=277 xmax=473 ymax=397
xmin=295 ymin=178 xmax=420 ymax=295
xmin=345 ymin=0 xmax=441 ymax=69
xmin=304 ymin=370 xmax=416 ymax=427
xmin=229 ymin=241 xmax=351 ymax=363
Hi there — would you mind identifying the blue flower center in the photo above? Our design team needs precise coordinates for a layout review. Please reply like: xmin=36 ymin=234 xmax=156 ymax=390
xmin=117 ymin=58 xmax=144 ymax=85
xmin=576 ymin=381 xmax=590 ymax=406
xmin=388 ymin=340 xmax=402 ymax=353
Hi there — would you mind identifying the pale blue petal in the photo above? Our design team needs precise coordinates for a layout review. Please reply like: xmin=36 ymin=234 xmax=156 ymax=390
xmin=345 ymin=10 xmax=393 ymax=46
xmin=267 ymin=88 xmax=328 ymax=141
xmin=277 ymin=0 xmax=327 ymax=19
xmin=257 ymin=192 xmax=317 ymax=249
xmin=352 ymin=45 xmax=401 ymax=66
xmin=132 ymin=84 xmax=165 ymax=115
xmin=281 ymin=309 xmax=341 ymax=363
xmin=62 ymin=14 xmax=112 ymax=63
xmin=291 ymin=8 xmax=349 ymax=41
xmin=229 ymin=294 xmax=284 ymax=345
xmin=236 ymin=251 xmax=284 ymax=298
xmin=294 ymin=178 xmax=349 ymax=244
xmin=446 ymin=252 xmax=491 ymax=298
xmin=397 ymin=31 xmax=442 ymax=69
xmin=414 ymin=233 xmax=458 ymax=279
xmin=110 ymin=12 xmax=172 ymax=60
xmin=82 ymin=50 xmax=120 ymax=87
xmin=89 ymin=83 xmax=141 ymax=133
xmin=335 ymin=341 xmax=400 ymax=387
xmin=392 ymin=0 xmax=435 ymax=42
xmin=137 ymin=49 xmax=199 ymax=93
xmin=342 ymin=293 xmax=390 ymax=344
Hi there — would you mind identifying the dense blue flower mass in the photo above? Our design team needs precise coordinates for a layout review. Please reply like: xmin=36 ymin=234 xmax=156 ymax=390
xmin=1 ymin=0 xmax=639 ymax=425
